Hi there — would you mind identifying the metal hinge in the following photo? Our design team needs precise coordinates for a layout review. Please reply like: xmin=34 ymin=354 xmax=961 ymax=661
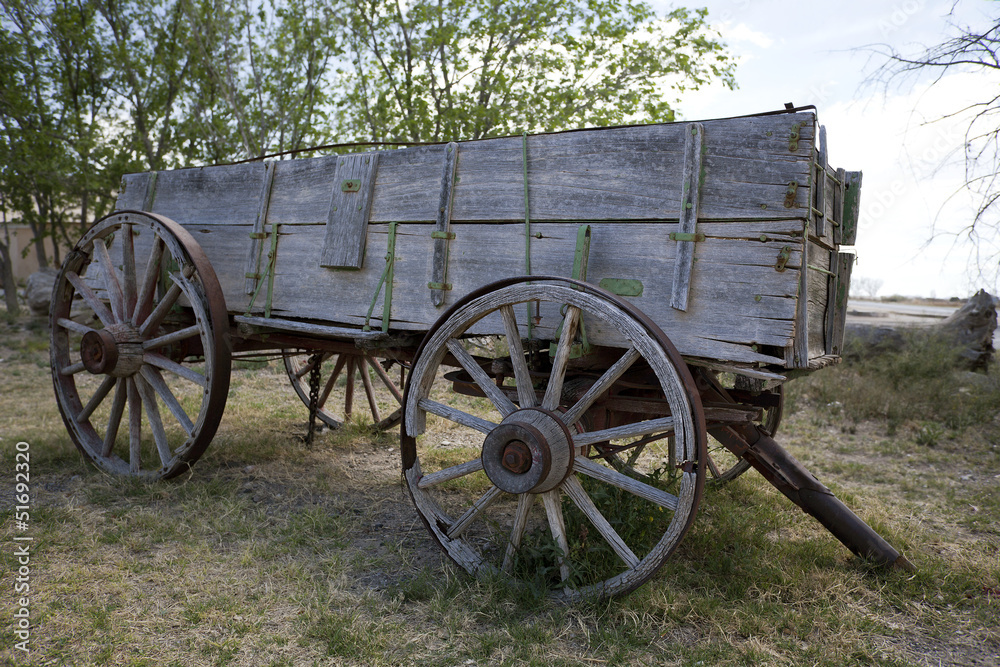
xmin=775 ymin=246 xmax=792 ymax=272
xmin=784 ymin=182 xmax=798 ymax=208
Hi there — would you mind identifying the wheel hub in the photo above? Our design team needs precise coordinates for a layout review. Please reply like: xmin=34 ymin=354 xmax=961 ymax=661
xmin=481 ymin=408 xmax=575 ymax=494
xmin=80 ymin=324 xmax=144 ymax=377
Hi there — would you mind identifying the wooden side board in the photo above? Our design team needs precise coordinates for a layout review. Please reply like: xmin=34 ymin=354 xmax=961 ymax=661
xmin=118 ymin=113 xmax=817 ymax=233
xmin=150 ymin=219 xmax=801 ymax=365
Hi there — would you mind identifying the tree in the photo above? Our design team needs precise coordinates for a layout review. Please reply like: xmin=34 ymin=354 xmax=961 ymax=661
xmin=180 ymin=0 xmax=341 ymax=161
xmin=1 ymin=0 xmax=118 ymax=268
xmin=851 ymin=276 xmax=883 ymax=300
xmin=866 ymin=5 xmax=1000 ymax=284
xmin=0 ymin=0 xmax=736 ymax=271
xmin=332 ymin=0 xmax=735 ymax=142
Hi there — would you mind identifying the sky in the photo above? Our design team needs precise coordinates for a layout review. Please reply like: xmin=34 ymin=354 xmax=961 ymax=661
xmin=649 ymin=0 xmax=1000 ymax=298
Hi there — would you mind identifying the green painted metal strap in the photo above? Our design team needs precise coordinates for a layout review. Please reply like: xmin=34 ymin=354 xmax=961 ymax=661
xmin=244 ymin=222 xmax=280 ymax=318
xmin=264 ymin=219 xmax=280 ymax=317
xmin=364 ymin=222 xmax=398 ymax=332
xmin=572 ymin=225 xmax=591 ymax=285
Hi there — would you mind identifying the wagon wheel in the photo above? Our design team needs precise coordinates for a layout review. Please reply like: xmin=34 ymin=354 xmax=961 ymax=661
xmin=282 ymin=350 xmax=406 ymax=431
xmin=401 ymin=277 xmax=706 ymax=600
xmin=50 ymin=211 xmax=231 ymax=480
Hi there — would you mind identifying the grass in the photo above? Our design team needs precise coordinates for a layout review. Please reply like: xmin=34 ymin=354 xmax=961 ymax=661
xmin=1 ymin=312 xmax=998 ymax=665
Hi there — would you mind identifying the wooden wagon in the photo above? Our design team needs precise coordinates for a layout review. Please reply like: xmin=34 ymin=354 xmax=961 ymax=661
xmin=49 ymin=107 xmax=912 ymax=599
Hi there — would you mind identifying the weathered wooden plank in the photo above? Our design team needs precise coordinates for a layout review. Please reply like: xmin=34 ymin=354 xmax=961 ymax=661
xmin=825 ymin=252 xmax=854 ymax=356
xmin=793 ymin=233 xmax=810 ymax=368
xmin=226 ymin=221 xmax=803 ymax=364
xmin=807 ymin=241 xmax=832 ymax=360
xmin=320 ymin=152 xmax=380 ymax=269
xmin=431 ymin=143 xmax=459 ymax=306
xmin=118 ymin=113 xmax=817 ymax=231
xmin=841 ymin=171 xmax=862 ymax=245
xmin=670 ymin=123 xmax=704 ymax=311
xmin=116 ymin=173 xmax=154 ymax=211
xmin=814 ymin=126 xmax=828 ymax=238
xmin=135 ymin=163 xmax=268 ymax=225
xmin=234 ymin=315 xmax=388 ymax=341
xmin=244 ymin=162 xmax=276 ymax=294
xmin=833 ymin=167 xmax=846 ymax=245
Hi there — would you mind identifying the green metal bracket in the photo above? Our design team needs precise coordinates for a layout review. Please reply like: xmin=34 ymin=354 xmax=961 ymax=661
xmin=364 ymin=222 xmax=398 ymax=332
xmin=426 ymin=281 xmax=452 ymax=290
xmin=599 ymin=278 xmax=643 ymax=297
xmin=789 ymin=121 xmax=805 ymax=152
xmin=549 ymin=224 xmax=593 ymax=359
xmin=572 ymin=225 xmax=591 ymax=284
xmin=669 ymin=232 xmax=705 ymax=243
xmin=431 ymin=231 xmax=456 ymax=240
xmin=341 ymin=179 xmax=361 ymax=192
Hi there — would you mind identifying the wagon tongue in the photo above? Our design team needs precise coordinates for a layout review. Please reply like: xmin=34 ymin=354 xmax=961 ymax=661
xmin=700 ymin=375 xmax=914 ymax=571
xmin=712 ymin=424 xmax=915 ymax=571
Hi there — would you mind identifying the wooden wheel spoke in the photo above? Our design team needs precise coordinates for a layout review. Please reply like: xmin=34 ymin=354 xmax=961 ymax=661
xmin=574 ymin=456 xmax=679 ymax=511
xmin=370 ymin=358 xmax=403 ymax=402
xmin=417 ymin=458 xmax=484 ymax=489
xmin=561 ymin=347 xmax=641 ymax=427
xmin=143 ymin=352 xmax=207 ymax=387
xmin=140 ymin=366 xmax=194 ymax=436
xmin=102 ymin=379 xmax=127 ymax=457
xmin=446 ymin=339 xmax=517 ymax=417
xmin=344 ymin=357 xmax=356 ymax=418
xmin=501 ymin=493 xmax=535 ymax=574
xmin=573 ymin=416 xmax=675 ymax=448
xmin=139 ymin=277 xmax=183 ymax=338
xmin=133 ymin=237 xmax=163 ymax=326
xmin=77 ymin=375 xmax=117 ymax=423
xmin=499 ymin=305 xmax=536 ymax=408
xmin=121 ymin=223 xmax=137 ymax=315
xmin=418 ymin=398 xmax=496 ymax=434
xmin=135 ymin=374 xmax=173 ymax=467
xmin=447 ymin=485 xmax=503 ymax=539
xmin=542 ymin=305 xmax=581 ymax=411
xmin=562 ymin=476 xmax=640 ymax=569
xmin=705 ymin=453 xmax=723 ymax=479
xmin=60 ymin=361 xmax=87 ymax=376
xmin=126 ymin=378 xmax=142 ymax=474
xmin=318 ymin=354 xmax=348 ymax=409
xmin=56 ymin=317 xmax=96 ymax=336
xmin=359 ymin=357 xmax=382 ymax=423
xmin=541 ymin=489 xmax=571 ymax=582
xmin=93 ymin=238 xmax=125 ymax=322
xmin=142 ymin=324 xmax=202 ymax=350
xmin=293 ymin=352 xmax=330 ymax=380
xmin=65 ymin=271 xmax=115 ymax=327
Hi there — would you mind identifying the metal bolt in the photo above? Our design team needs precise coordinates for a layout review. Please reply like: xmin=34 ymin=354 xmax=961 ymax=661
xmin=501 ymin=440 xmax=532 ymax=474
